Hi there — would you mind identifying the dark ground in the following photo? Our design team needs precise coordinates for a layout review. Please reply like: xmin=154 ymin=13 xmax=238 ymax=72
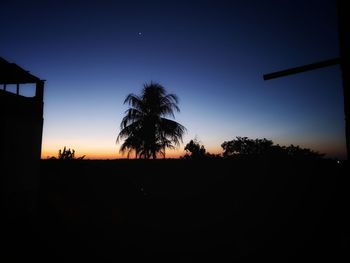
xmin=3 ymin=159 xmax=349 ymax=262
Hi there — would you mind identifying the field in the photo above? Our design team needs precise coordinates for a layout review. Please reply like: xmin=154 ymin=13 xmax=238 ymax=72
xmin=4 ymin=159 xmax=349 ymax=262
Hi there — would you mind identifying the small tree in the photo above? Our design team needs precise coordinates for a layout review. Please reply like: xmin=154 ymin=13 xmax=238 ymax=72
xmin=184 ymin=139 xmax=207 ymax=159
xmin=58 ymin=146 xmax=85 ymax=160
xmin=221 ymin=137 xmax=274 ymax=157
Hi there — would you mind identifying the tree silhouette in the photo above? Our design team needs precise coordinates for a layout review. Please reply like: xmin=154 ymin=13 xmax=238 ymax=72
xmin=57 ymin=146 xmax=85 ymax=160
xmin=221 ymin=137 xmax=324 ymax=160
xmin=184 ymin=139 xmax=207 ymax=159
xmin=117 ymin=82 xmax=186 ymax=159
xmin=221 ymin=137 xmax=274 ymax=157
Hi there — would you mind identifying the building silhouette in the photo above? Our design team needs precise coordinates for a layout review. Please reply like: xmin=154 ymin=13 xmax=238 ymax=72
xmin=0 ymin=57 xmax=44 ymax=218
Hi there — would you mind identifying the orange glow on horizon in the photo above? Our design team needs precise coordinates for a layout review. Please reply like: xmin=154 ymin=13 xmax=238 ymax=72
xmin=41 ymin=145 xmax=223 ymax=160
xmin=42 ymin=150 xmax=184 ymax=159
xmin=41 ymin=140 xmax=345 ymax=160
xmin=43 ymin=148 xmax=188 ymax=160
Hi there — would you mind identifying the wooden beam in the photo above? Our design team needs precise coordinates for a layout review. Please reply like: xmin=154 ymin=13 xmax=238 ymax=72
xmin=263 ymin=58 xmax=340 ymax=80
xmin=262 ymin=1 xmax=349 ymax=159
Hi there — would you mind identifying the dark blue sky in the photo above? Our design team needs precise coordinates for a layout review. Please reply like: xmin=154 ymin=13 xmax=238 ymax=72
xmin=1 ymin=0 xmax=345 ymax=158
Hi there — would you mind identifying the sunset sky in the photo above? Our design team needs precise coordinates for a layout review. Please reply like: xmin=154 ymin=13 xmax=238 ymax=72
xmin=1 ymin=0 xmax=345 ymax=159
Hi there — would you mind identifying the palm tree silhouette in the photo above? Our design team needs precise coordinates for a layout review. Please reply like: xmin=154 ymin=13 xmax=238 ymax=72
xmin=117 ymin=82 xmax=186 ymax=159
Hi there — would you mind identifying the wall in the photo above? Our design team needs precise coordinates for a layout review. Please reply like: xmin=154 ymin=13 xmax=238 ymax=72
xmin=0 ymin=88 xmax=43 ymax=218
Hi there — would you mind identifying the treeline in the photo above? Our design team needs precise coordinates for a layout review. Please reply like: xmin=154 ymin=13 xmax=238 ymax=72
xmin=183 ymin=137 xmax=324 ymax=161
xmin=48 ymin=138 xmax=325 ymax=161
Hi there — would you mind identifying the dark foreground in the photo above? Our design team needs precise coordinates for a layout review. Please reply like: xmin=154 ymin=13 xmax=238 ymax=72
xmin=3 ymin=159 xmax=349 ymax=262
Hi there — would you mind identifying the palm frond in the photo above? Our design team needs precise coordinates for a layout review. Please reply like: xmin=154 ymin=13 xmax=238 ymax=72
xmin=124 ymin=94 xmax=143 ymax=109
xmin=120 ymin=108 xmax=143 ymax=128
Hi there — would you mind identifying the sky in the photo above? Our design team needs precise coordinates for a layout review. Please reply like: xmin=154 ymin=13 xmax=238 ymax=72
xmin=0 ymin=0 xmax=345 ymax=159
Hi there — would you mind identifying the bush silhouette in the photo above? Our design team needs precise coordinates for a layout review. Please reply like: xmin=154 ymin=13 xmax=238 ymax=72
xmin=58 ymin=146 xmax=85 ymax=160
xmin=183 ymin=139 xmax=207 ymax=159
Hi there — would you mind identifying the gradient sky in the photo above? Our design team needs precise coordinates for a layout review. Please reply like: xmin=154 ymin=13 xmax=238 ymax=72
xmin=1 ymin=0 xmax=345 ymax=159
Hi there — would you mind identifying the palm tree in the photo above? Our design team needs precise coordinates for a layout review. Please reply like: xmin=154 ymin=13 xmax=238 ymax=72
xmin=117 ymin=82 xmax=186 ymax=159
